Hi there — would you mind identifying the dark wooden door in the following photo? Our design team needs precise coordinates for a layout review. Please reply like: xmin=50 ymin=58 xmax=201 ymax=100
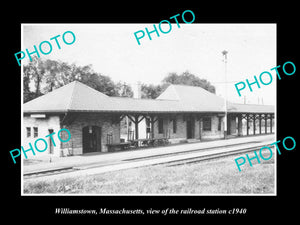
xmin=186 ymin=118 xmax=195 ymax=139
xmin=82 ymin=126 xmax=101 ymax=153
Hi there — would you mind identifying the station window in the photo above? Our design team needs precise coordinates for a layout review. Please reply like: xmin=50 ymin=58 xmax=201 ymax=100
xmin=146 ymin=118 xmax=151 ymax=136
xmin=26 ymin=127 xmax=31 ymax=138
xmin=218 ymin=116 xmax=222 ymax=131
xmin=203 ymin=117 xmax=211 ymax=131
xmin=158 ymin=118 xmax=164 ymax=134
xmin=173 ymin=118 xmax=177 ymax=133
xmin=33 ymin=127 xmax=38 ymax=138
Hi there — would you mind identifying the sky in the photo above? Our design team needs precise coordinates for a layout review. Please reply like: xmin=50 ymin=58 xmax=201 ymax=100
xmin=22 ymin=23 xmax=276 ymax=105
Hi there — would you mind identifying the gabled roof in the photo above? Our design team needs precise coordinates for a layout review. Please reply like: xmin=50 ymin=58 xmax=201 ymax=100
xmin=108 ymin=97 xmax=182 ymax=113
xmin=23 ymin=81 xmax=274 ymax=114
xmin=23 ymin=81 xmax=183 ymax=113
xmin=157 ymin=84 xmax=225 ymax=112
xmin=23 ymin=81 xmax=110 ymax=113
xmin=156 ymin=84 xmax=274 ymax=114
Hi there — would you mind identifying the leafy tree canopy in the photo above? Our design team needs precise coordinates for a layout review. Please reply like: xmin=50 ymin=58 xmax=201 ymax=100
xmin=23 ymin=58 xmax=215 ymax=102
xmin=162 ymin=71 xmax=215 ymax=93
xmin=141 ymin=71 xmax=215 ymax=99
xmin=23 ymin=57 xmax=133 ymax=103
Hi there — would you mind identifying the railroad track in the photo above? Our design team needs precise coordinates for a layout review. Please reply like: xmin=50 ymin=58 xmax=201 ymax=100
xmin=24 ymin=142 xmax=272 ymax=179
xmin=24 ymin=167 xmax=77 ymax=178
xmin=123 ymin=141 xmax=261 ymax=162
xmin=164 ymin=145 xmax=273 ymax=167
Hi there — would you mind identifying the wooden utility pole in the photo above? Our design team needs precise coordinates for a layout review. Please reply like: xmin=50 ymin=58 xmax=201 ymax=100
xmin=222 ymin=50 xmax=228 ymax=139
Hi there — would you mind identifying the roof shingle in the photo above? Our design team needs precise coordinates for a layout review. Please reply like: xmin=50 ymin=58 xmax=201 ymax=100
xmin=23 ymin=81 xmax=274 ymax=114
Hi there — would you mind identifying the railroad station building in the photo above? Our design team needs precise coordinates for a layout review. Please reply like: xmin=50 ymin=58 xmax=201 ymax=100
xmin=23 ymin=81 xmax=275 ymax=158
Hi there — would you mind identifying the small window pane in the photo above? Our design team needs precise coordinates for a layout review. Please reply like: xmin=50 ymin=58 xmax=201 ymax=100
xmin=173 ymin=119 xmax=177 ymax=133
xmin=158 ymin=118 xmax=164 ymax=134
xmin=203 ymin=117 xmax=211 ymax=131
xmin=26 ymin=127 xmax=31 ymax=138
xmin=218 ymin=117 xmax=222 ymax=131
xmin=33 ymin=127 xmax=38 ymax=138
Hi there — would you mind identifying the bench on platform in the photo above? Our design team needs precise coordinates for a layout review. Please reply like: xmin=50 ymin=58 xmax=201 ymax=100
xmin=129 ymin=137 xmax=169 ymax=148
xmin=106 ymin=132 xmax=169 ymax=151
xmin=106 ymin=142 xmax=132 ymax=152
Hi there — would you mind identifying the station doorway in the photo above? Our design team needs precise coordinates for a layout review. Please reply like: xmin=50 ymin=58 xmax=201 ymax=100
xmin=82 ymin=126 xmax=102 ymax=153
xmin=186 ymin=117 xmax=195 ymax=139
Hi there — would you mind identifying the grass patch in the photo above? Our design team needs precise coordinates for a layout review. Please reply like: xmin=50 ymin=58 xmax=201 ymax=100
xmin=23 ymin=154 xmax=275 ymax=194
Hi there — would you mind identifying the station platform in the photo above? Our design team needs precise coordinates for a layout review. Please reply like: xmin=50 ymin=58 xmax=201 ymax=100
xmin=23 ymin=134 xmax=275 ymax=175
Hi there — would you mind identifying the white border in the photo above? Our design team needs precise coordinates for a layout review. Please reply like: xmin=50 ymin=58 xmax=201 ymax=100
xmin=20 ymin=23 xmax=277 ymax=197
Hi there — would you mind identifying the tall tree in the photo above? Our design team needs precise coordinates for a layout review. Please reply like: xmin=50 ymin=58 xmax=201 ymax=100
xmin=56 ymin=62 xmax=81 ymax=86
xmin=162 ymin=71 xmax=216 ymax=93
xmin=115 ymin=82 xmax=134 ymax=97
xmin=141 ymin=71 xmax=216 ymax=99
xmin=23 ymin=58 xmax=216 ymax=103
xmin=23 ymin=63 xmax=36 ymax=103
xmin=141 ymin=83 xmax=164 ymax=99
xmin=23 ymin=56 xmax=45 ymax=102
xmin=42 ymin=59 xmax=60 ymax=93
xmin=23 ymin=58 xmax=132 ymax=102
xmin=80 ymin=72 xmax=117 ymax=96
